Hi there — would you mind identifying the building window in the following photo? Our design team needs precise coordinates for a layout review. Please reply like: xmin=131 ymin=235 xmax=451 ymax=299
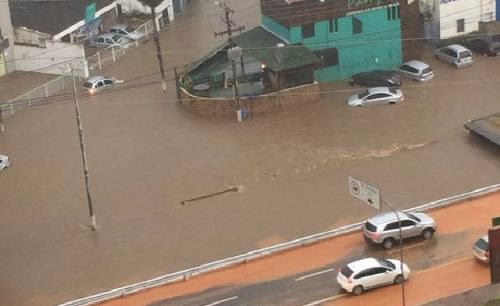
xmin=329 ymin=18 xmax=338 ymax=32
xmin=352 ymin=17 xmax=362 ymax=34
xmin=457 ymin=19 xmax=465 ymax=32
xmin=387 ymin=5 xmax=400 ymax=20
xmin=315 ymin=47 xmax=339 ymax=67
xmin=303 ymin=22 xmax=315 ymax=39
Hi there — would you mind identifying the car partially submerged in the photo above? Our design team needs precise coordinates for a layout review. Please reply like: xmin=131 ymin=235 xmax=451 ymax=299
xmin=347 ymin=87 xmax=404 ymax=107
xmin=349 ymin=70 xmax=401 ymax=87
xmin=397 ymin=60 xmax=434 ymax=81
xmin=83 ymin=76 xmax=124 ymax=94
xmin=0 ymin=154 xmax=10 ymax=171
xmin=109 ymin=24 xmax=141 ymax=40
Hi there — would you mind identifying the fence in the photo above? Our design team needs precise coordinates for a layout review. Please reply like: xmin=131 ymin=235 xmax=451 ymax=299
xmin=59 ymin=183 xmax=500 ymax=306
xmin=0 ymin=19 xmax=156 ymax=122
xmin=0 ymin=75 xmax=82 ymax=117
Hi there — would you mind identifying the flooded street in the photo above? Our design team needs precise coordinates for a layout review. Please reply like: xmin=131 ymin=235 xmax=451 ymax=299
xmin=1 ymin=1 xmax=499 ymax=305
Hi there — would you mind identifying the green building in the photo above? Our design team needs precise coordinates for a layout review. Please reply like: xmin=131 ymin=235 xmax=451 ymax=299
xmin=260 ymin=0 xmax=403 ymax=82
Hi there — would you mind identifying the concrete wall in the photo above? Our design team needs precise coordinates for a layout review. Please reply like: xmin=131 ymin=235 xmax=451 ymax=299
xmin=14 ymin=40 xmax=87 ymax=77
xmin=0 ymin=1 xmax=16 ymax=75
xmin=179 ymin=83 xmax=320 ymax=117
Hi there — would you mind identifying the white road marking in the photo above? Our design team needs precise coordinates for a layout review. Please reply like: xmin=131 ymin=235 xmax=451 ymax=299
xmin=294 ymin=268 xmax=335 ymax=281
xmin=202 ymin=296 xmax=239 ymax=306
xmin=301 ymin=294 xmax=347 ymax=306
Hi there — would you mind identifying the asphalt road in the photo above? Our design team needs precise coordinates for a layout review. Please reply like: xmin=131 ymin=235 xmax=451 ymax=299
xmin=1 ymin=0 xmax=500 ymax=305
xmin=111 ymin=192 xmax=497 ymax=306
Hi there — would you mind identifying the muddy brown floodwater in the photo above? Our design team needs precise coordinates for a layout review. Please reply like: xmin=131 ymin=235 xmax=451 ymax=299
xmin=1 ymin=0 xmax=499 ymax=305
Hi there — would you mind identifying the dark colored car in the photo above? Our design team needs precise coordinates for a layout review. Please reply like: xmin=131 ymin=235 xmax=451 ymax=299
xmin=349 ymin=70 xmax=401 ymax=87
xmin=467 ymin=35 xmax=500 ymax=56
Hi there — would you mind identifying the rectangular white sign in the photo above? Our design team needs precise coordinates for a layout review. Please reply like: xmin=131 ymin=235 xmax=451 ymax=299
xmin=348 ymin=176 xmax=381 ymax=210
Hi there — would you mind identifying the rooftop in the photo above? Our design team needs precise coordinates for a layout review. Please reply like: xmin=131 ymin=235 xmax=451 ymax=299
xmin=464 ymin=113 xmax=500 ymax=146
xmin=9 ymin=0 xmax=114 ymax=36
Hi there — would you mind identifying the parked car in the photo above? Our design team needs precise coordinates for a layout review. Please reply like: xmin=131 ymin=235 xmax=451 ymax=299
xmin=472 ymin=235 xmax=489 ymax=263
xmin=337 ymin=257 xmax=410 ymax=295
xmin=467 ymin=36 xmax=500 ymax=56
xmin=0 ymin=154 xmax=10 ymax=171
xmin=109 ymin=24 xmax=141 ymax=40
xmin=434 ymin=44 xmax=473 ymax=68
xmin=397 ymin=60 xmax=434 ymax=81
xmin=349 ymin=70 xmax=401 ymax=87
xmin=347 ymin=87 xmax=404 ymax=107
xmin=90 ymin=33 xmax=130 ymax=48
xmin=83 ymin=76 xmax=124 ymax=94
xmin=363 ymin=211 xmax=437 ymax=249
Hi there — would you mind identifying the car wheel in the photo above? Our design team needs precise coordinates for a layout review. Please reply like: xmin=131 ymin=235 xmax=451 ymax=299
xmin=422 ymin=228 xmax=434 ymax=240
xmin=434 ymin=54 xmax=439 ymax=60
xmin=393 ymin=274 xmax=404 ymax=285
xmin=349 ymin=79 xmax=355 ymax=86
xmin=389 ymin=101 xmax=396 ymax=105
xmin=353 ymin=285 xmax=364 ymax=295
xmin=383 ymin=238 xmax=395 ymax=249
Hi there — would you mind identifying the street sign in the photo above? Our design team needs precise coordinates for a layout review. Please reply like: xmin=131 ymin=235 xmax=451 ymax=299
xmin=348 ymin=176 xmax=380 ymax=210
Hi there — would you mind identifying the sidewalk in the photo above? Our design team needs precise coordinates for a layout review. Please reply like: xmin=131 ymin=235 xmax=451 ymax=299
xmin=0 ymin=71 xmax=57 ymax=103
xmin=100 ymin=191 xmax=500 ymax=306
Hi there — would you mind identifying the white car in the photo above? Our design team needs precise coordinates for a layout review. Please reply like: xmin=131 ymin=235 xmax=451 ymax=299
xmin=472 ymin=235 xmax=489 ymax=263
xmin=90 ymin=33 xmax=130 ymax=49
xmin=83 ymin=76 xmax=124 ymax=94
xmin=397 ymin=60 xmax=434 ymax=81
xmin=109 ymin=24 xmax=141 ymax=40
xmin=337 ymin=257 xmax=410 ymax=295
xmin=348 ymin=87 xmax=404 ymax=107
xmin=0 ymin=154 xmax=10 ymax=171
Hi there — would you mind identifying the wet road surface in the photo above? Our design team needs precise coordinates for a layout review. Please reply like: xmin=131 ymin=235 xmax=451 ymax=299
xmin=1 ymin=0 xmax=500 ymax=305
xmin=105 ymin=191 xmax=498 ymax=306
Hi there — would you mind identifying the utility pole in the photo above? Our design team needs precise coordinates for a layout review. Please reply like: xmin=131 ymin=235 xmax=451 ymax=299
xmin=150 ymin=5 xmax=167 ymax=90
xmin=0 ymin=107 xmax=4 ymax=132
xmin=71 ymin=68 xmax=97 ymax=231
xmin=214 ymin=2 xmax=245 ymax=121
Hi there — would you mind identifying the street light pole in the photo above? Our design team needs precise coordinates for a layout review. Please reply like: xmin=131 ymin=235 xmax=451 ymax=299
xmin=382 ymin=198 xmax=405 ymax=306
xmin=71 ymin=68 xmax=97 ymax=231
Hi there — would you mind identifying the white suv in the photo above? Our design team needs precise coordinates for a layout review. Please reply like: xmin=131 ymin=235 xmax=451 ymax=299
xmin=363 ymin=211 xmax=437 ymax=249
xmin=337 ymin=257 xmax=410 ymax=295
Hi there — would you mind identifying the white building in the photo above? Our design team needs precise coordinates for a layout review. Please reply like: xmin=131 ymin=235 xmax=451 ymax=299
xmin=117 ymin=0 xmax=188 ymax=30
xmin=420 ymin=0 xmax=496 ymax=39
xmin=0 ymin=1 xmax=15 ymax=76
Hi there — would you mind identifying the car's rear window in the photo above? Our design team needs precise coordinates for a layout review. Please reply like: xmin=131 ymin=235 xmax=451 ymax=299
xmin=459 ymin=51 xmax=472 ymax=58
xmin=364 ymin=221 xmax=377 ymax=232
xmin=125 ymin=26 xmax=135 ymax=33
xmin=83 ymin=82 xmax=93 ymax=88
xmin=422 ymin=67 xmax=432 ymax=74
xmin=404 ymin=212 xmax=421 ymax=222
xmin=475 ymin=238 xmax=489 ymax=250
xmin=377 ymin=258 xmax=395 ymax=269
xmin=341 ymin=266 xmax=354 ymax=277
xmin=389 ymin=88 xmax=397 ymax=94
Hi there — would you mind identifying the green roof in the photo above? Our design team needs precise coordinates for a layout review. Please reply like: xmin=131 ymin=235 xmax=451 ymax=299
xmin=233 ymin=26 xmax=321 ymax=72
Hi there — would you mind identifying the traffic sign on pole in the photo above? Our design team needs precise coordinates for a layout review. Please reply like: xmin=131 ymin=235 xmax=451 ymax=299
xmin=348 ymin=176 xmax=380 ymax=210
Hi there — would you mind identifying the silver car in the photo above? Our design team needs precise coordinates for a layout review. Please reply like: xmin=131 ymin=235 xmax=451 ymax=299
xmin=90 ymin=33 xmax=130 ymax=48
xmin=397 ymin=60 xmax=434 ymax=81
xmin=472 ymin=235 xmax=489 ymax=263
xmin=82 ymin=76 xmax=123 ymax=94
xmin=363 ymin=211 xmax=437 ymax=249
xmin=348 ymin=87 xmax=404 ymax=107
xmin=109 ymin=24 xmax=141 ymax=40
xmin=434 ymin=44 xmax=473 ymax=68
xmin=0 ymin=154 xmax=10 ymax=171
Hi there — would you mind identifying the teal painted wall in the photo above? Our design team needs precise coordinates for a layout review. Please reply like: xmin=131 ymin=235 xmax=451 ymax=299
xmin=262 ymin=6 xmax=402 ymax=82
xmin=261 ymin=14 xmax=291 ymax=42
